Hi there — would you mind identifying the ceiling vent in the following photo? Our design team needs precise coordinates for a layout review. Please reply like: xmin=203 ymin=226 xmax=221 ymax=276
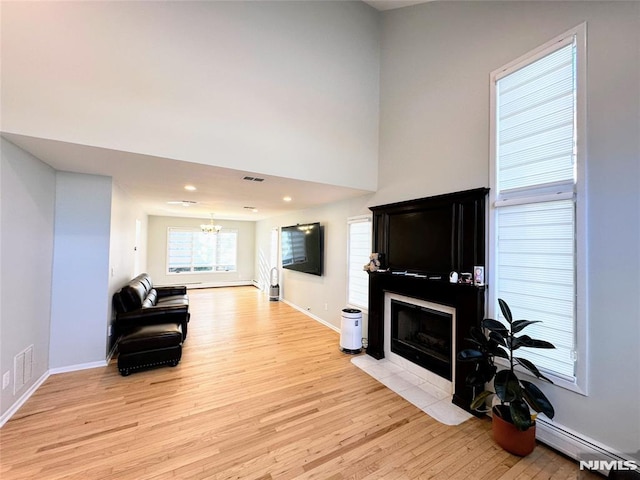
xmin=243 ymin=176 xmax=265 ymax=182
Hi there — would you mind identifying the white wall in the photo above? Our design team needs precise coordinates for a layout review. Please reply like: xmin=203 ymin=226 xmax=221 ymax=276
xmin=107 ymin=184 xmax=148 ymax=354
xmin=0 ymin=139 xmax=55 ymax=417
xmin=1 ymin=1 xmax=380 ymax=191
xmin=377 ymin=0 xmax=640 ymax=456
xmin=49 ymin=173 xmax=112 ymax=369
xmin=147 ymin=216 xmax=256 ymax=288
xmin=255 ymin=194 xmax=373 ymax=332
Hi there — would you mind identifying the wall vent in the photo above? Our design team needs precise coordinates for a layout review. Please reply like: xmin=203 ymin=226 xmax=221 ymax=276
xmin=14 ymin=345 xmax=33 ymax=394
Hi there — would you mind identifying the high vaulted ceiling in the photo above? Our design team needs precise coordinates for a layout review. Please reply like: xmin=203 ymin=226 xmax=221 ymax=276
xmin=1 ymin=0 xmax=383 ymax=222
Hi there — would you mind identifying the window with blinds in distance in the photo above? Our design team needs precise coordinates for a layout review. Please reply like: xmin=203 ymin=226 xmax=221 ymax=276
xmin=167 ymin=227 xmax=238 ymax=274
xmin=490 ymin=25 xmax=586 ymax=387
xmin=347 ymin=217 xmax=372 ymax=310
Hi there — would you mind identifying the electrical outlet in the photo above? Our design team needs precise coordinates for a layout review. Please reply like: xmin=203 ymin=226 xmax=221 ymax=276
xmin=2 ymin=371 xmax=10 ymax=390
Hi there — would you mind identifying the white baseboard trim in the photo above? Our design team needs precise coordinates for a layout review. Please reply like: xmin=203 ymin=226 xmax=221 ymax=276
xmin=49 ymin=360 xmax=108 ymax=376
xmin=184 ymin=281 xmax=254 ymax=289
xmin=281 ymin=299 xmax=340 ymax=334
xmin=1 ymin=361 xmax=109 ymax=428
xmin=536 ymin=417 xmax=637 ymax=475
xmin=0 ymin=370 xmax=50 ymax=428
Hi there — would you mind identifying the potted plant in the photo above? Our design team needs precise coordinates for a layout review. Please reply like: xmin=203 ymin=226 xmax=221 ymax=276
xmin=457 ymin=298 xmax=556 ymax=456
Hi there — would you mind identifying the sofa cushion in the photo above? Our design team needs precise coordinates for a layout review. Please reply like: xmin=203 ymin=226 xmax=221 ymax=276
xmin=120 ymin=283 xmax=146 ymax=311
xmin=156 ymin=296 xmax=189 ymax=307
xmin=142 ymin=288 xmax=158 ymax=308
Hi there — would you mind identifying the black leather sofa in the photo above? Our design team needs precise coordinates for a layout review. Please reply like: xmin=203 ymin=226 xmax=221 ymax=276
xmin=113 ymin=273 xmax=190 ymax=340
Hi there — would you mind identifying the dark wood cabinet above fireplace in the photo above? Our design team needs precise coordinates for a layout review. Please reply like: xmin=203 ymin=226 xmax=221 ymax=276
xmin=370 ymin=187 xmax=489 ymax=277
xmin=367 ymin=187 xmax=489 ymax=413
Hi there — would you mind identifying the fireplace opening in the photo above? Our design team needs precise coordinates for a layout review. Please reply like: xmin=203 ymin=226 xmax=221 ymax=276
xmin=391 ymin=299 xmax=452 ymax=381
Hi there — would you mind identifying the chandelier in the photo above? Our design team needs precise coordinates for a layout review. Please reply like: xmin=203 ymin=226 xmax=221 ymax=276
xmin=201 ymin=213 xmax=222 ymax=234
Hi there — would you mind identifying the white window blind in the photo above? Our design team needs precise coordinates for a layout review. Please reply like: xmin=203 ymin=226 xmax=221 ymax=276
xmin=496 ymin=41 xmax=575 ymax=195
xmin=491 ymin=29 xmax=584 ymax=384
xmin=167 ymin=228 xmax=238 ymax=274
xmin=495 ymin=200 xmax=576 ymax=378
xmin=270 ymin=228 xmax=279 ymax=270
xmin=347 ymin=217 xmax=372 ymax=309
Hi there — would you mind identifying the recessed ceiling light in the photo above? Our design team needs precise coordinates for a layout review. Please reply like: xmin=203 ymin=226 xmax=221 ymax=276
xmin=283 ymin=196 xmax=292 ymax=202
xmin=184 ymin=185 xmax=197 ymax=191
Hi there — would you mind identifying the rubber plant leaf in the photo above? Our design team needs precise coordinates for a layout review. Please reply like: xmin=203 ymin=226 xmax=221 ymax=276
xmin=457 ymin=349 xmax=484 ymax=362
xmin=511 ymin=320 xmax=541 ymax=333
xmin=498 ymin=298 xmax=513 ymax=324
xmin=490 ymin=345 xmax=510 ymax=360
xmin=515 ymin=357 xmax=554 ymax=383
xmin=471 ymin=390 xmax=493 ymax=411
xmin=517 ymin=336 xmax=556 ymax=349
xmin=489 ymin=331 xmax=507 ymax=346
xmin=521 ymin=381 xmax=555 ymax=419
xmin=494 ymin=370 xmax=521 ymax=403
xmin=509 ymin=398 xmax=534 ymax=431
xmin=470 ymin=326 xmax=488 ymax=344
xmin=481 ymin=318 xmax=508 ymax=337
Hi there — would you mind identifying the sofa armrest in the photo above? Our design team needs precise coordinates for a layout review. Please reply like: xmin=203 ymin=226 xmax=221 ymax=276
xmin=156 ymin=285 xmax=187 ymax=297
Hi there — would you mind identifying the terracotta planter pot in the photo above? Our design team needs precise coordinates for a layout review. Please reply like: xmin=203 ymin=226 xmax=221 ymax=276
xmin=492 ymin=406 xmax=536 ymax=456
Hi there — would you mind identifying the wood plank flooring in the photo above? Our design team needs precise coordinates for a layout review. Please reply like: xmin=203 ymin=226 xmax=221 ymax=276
xmin=0 ymin=287 xmax=597 ymax=479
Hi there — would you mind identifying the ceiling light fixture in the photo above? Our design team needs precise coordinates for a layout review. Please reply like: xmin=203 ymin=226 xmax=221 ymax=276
xmin=283 ymin=196 xmax=292 ymax=202
xmin=184 ymin=185 xmax=197 ymax=191
xmin=201 ymin=213 xmax=222 ymax=234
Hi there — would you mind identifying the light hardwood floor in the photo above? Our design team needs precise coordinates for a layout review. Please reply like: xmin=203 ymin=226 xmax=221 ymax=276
xmin=0 ymin=287 xmax=597 ymax=479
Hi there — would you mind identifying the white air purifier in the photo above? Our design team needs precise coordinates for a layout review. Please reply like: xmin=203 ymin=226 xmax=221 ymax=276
xmin=340 ymin=308 xmax=362 ymax=354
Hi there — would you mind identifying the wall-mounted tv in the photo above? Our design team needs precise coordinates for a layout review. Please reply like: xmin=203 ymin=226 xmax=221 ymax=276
xmin=387 ymin=205 xmax=455 ymax=274
xmin=281 ymin=222 xmax=323 ymax=276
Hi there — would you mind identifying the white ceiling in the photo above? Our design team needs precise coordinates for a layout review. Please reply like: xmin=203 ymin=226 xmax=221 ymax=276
xmin=362 ymin=0 xmax=433 ymax=11
xmin=3 ymin=133 xmax=373 ymax=221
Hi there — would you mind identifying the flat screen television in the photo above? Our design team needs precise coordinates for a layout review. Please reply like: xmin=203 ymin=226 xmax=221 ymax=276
xmin=387 ymin=205 xmax=455 ymax=274
xmin=281 ymin=222 xmax=323 ymax=276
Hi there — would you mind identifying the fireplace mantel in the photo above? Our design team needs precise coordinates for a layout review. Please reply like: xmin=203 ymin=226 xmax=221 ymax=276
xmin=366 ymin=188 xmax=489 ymax=413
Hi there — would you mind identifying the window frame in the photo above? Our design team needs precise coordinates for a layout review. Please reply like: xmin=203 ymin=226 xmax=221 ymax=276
xmin=346 ymin=215 xmax=373 ymax=311
xmin=488 ymin=23 xmax=588 ymax=395
xmin=166 ymin=226 xmax=239 ymax=275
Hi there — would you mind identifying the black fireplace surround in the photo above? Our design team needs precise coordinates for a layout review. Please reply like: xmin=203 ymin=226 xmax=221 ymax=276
xmin=367 ymin=188 xmax=489 ymax=413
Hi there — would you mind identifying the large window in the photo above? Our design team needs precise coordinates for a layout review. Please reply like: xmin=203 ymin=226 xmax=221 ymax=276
xmin=347 ymin=216 xmax=372 ymax=309
xmin=489 ymin=25 xmax=586 ymax=391
xmin=167 ymin=228 xmax=238 ymax=274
